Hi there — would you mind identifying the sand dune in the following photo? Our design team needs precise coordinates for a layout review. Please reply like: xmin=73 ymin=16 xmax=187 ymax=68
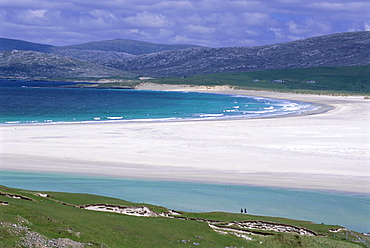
xmin=1 ymin=85 xmax=369 ymax=194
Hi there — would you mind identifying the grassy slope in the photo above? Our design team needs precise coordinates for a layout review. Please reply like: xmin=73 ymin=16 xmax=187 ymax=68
xmin=149 ymin=65 xmax=370 ymax=95
xmin=53 ymin=65 xmax=370 ymax=95
xmin=1 ymin=186 xmax=367 ymax=248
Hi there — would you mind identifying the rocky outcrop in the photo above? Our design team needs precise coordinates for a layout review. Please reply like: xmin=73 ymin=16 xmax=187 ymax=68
xmin=34 ymin=193 xmax=52 ymax=198
xmin=161 ymin=212 xmax=317 ymax=237
xmin=225 ymin=220 xmax=317 ymax=236
xmin=82 ymin=203 xmax=158 ymax=217
xmin=0 ymin=191 xmax=34 ymax=201
xmin=0 ymin=216 xmax=86 ymax=248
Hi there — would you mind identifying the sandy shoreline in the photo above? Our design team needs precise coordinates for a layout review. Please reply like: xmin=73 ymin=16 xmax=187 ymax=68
xmin=1 ymin=84 xmax=369 ymax=194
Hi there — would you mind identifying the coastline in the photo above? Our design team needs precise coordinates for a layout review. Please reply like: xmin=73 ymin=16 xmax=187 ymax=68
xmin=135 ymin=83 xmax=336 ymax=118
xmin=0 ymin=84 xmax=369 ymax=194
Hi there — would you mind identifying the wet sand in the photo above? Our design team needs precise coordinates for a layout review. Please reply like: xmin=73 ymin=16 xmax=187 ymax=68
xmin=1 ymin=85 xmax=369 ymax=194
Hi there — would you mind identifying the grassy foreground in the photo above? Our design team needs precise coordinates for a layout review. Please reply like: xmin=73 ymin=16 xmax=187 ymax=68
xmin=1 ymin=185 xmax=368 ymax=247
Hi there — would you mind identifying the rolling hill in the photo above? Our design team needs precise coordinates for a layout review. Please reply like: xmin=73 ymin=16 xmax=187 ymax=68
xmin=59 ymin=38 xmax=203 ymax=55
xmin=0 ymin=50 xmax=132 ymax=79
xmin=0 ymin=38 xmax=203 ymax=70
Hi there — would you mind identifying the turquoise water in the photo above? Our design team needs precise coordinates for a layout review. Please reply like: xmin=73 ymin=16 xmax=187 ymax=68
xmin=0 ymin=80 xmax=316 ymax=124
xmin=1 ymin=170 xmax=369 ymax=233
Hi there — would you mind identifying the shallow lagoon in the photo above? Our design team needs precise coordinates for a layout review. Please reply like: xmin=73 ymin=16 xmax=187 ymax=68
xmin=1 ymin=170 xmax=368 ymax=233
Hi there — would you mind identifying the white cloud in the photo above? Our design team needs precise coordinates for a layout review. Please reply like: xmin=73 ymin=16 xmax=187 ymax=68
xmin=123 ymin=12 xmax=171 ymax=29
xmin=365 ymin=22 xmax=370 ymax=31
xmin=89 ymin=9 xmax=116 ymax=20
xmin=231 ymin=0 xmax=265 ymax=10
xmin=287 ymin=19 xmax=332 ymax=35
xmin=186 ymin=24 xmax=216 ymax=34
xmin=269 ymin=28 xmax=285 ymax=39
xmin=244 ymin=29 xmax=259 ymax=37
xmin=308 ymin=1 xmax=370 ymax=12
xmin=241 ymin=13 xmax=272 ymax=26
xmin=29 ymin=9 xmax=47 ymax=18
xmin=154 ymin=1 xmax=195 ymax=10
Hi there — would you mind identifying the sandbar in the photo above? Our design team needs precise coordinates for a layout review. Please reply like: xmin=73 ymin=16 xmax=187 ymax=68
xmin=0 ymin=84 xmax=369 ymax=194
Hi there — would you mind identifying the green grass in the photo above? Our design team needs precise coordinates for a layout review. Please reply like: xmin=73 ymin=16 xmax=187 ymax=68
xmin=149 ymin=65 xmax=370 ymax=95
xmin=0 ymin=185 xmax=368 ymax=247
xmin=55 ymin=65 xmax=370 ymax=95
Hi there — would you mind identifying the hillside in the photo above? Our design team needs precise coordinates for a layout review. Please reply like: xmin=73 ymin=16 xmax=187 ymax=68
xmin=0 ymin=38 xmax=53 ymax=53
xmin=0 ymin=38 xmax=202 ymax=66
xmin=50 ymin=39 xmax=202 ymax=64
xmin=0 ymin=37 xmax=202 ymax=58
xmin=50 ymin=48 xmax=134 ymax=64
xmin=1 ymin=32 xmax=369 ymax=81
xmin=103 ymin=31 xmax=370 ymax=77
xmin=0 ymin=50 xmax=133 ymax=79
xmin=60 ymin=39 xmax=203 ymax=55
xmin=1 ymin=185 xmax=368 ymax=247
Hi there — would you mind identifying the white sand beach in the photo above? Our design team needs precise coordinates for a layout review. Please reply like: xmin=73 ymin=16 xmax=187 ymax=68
xmin=0 ymin=84 xmax=369 ymax=194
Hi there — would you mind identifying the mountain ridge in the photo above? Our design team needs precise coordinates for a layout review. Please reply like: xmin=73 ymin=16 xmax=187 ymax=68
xmin=0 ymin=37 xmax=203 ymax=56
xmin=101 ymin=31 xmax=370 ymax=77
xmin=0 ymin=31 xmax=369 ymax=79
xmin=0 ymin=37 xmax=203 ymax=66
xmin=59 ymin=38 xmax=203 ymax=55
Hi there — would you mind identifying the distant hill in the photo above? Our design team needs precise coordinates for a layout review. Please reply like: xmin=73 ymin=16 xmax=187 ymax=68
xmin=0 ymin=50 xmax=132 ymax=79
xmin=59 ymin=39 xmax=203 ymax=55
xmin=50 ymin=48 xmax=134 ymax=64
xmin=1 ymin=32 xmax=369 ymax=81
xmin=0 ymin=38 xmax=53 ymax=53
xmin=103 ymin=32 xmax=370 ymax=77
xmin=0 ymin=37 xmax=203 ymax=64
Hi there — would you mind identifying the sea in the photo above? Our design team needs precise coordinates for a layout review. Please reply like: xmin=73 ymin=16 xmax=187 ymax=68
xmin=0 ymin=79 xmax=369 ymax=233
xmin=0 ymin=80 xmax=317 ymax=124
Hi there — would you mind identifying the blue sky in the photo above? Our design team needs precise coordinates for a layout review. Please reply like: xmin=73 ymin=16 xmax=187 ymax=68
xmin=0 ymin=0 xmax=369 ymax=47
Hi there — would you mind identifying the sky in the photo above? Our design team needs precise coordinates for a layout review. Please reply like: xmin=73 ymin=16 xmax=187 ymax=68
xmin=0 ymin=0 xmax=369 ymax=48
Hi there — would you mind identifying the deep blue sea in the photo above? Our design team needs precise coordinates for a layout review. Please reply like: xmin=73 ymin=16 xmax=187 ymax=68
xmin=1 ymin=80 xmax=368 ymax=233
xmin=0 ymin=80 xmax=316 ymax=124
